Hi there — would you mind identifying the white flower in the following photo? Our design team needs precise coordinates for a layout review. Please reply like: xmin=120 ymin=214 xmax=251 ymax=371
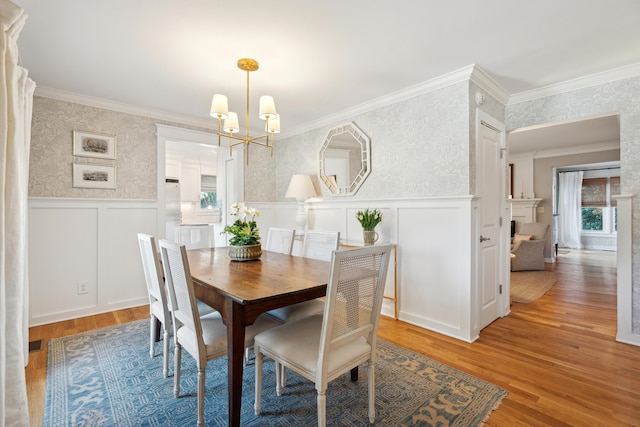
xmin=229 ymin=202 xmax=259 ymax=221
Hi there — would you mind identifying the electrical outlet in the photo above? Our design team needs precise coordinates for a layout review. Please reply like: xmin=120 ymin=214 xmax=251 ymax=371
xmin=537 ymin=206 xmax=544 ymax=213
xmin=77 ymin=281 xmax=88 ymax=295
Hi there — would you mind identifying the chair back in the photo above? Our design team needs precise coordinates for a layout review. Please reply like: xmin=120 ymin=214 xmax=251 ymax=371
xmin=265 ymin=228 xmax=296 ymax=254
xmin=318 ymin=245 xmax=392 ymax=376
xmin=159 ymin=239 xmax=204 ymax=351
xmin=518 ymin=222 xmax=550 ymax=241
xmin=137 ymin=233 xmax=169 ymax=317
xmin=302 ymin=230 xmax=340 ymax=261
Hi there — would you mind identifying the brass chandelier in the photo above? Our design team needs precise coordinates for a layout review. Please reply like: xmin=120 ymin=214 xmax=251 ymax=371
xmin=210 ymin=58 xmax=280 ymax=165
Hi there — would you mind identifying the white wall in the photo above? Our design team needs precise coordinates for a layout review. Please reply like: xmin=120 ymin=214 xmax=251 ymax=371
xmin=28 ymin=198 xmax=157 ymax=326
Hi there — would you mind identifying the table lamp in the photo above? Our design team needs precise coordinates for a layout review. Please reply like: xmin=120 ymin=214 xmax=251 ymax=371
xmin=285 ymin=174 xmax=317 ymax=234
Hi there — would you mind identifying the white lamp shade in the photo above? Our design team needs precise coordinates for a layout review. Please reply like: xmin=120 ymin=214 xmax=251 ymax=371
xmin=259 ymin=95 xmax=277 ymax=120
xmin=265 ymin=116 xmax=280 ymax=133
xmin=223 ymin=112 xmax=240 ymax=133
xmin=210 ymin=94 xmax=229 ymax=119
xmin=285 ymin=174 xmax=317 ymax=199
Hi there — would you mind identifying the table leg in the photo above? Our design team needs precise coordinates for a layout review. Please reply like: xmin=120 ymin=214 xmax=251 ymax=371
xmin=154 ymin=317 xmax=161 ymax=342
xmin=227 ymin=303 xmax=246 ymax=427
xmin=351 ymin=367 xmax=359 ymax=381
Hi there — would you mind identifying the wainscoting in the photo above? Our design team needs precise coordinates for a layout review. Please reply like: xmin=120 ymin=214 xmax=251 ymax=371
xmin=29 ymin=196 xmax=489 ymax=342
xmin=252 ymin=196 xmax=482 ymax=342
xmin=28 ymin=198 xmax=157 ymax=326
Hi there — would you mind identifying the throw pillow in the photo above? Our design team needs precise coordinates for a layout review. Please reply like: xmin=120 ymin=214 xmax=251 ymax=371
xmin=513 ymin=233 xmax=533 ymax=242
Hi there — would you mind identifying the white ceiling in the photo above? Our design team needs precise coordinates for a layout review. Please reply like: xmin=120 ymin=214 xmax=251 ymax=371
xmin=13 ymin=0 xmax=639 ymax=151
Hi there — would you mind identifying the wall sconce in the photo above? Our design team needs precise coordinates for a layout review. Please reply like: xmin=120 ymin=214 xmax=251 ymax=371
xmin=285 ymin=174 xmax=317 ymax=234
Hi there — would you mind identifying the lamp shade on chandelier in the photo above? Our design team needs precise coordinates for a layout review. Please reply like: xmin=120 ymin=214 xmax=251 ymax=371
xmin=210 ymin=58 xmax=280 ymax=164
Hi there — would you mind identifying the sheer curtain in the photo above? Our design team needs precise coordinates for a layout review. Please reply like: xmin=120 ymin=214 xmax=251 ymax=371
xmin=558 ymin=171 xmax=583 ymax=249
xmin=1 ymin=1 xmax=35 ymax=426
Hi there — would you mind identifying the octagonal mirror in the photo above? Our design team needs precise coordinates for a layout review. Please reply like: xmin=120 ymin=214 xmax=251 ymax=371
xmin=318 ymin=122 xmax=371 ymax=196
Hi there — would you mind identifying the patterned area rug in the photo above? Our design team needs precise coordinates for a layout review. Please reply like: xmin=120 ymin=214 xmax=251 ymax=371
xmin=44 ymin=320 xmax=507 ymax=426
xmin=510 ymin=270 xmax=558 ymax=303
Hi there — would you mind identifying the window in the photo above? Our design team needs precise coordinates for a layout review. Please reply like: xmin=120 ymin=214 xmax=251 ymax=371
xmin=200 ymin=175 xmax=218 ymax=209
xmin=581 ymin=176 xmax=619 ymax=233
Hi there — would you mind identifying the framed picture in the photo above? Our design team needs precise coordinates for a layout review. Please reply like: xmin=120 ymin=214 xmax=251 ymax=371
xmin=73 ymin=163 xmax=117 ymax=189
xmin=73 ymin=130 xmax=117 ymax=159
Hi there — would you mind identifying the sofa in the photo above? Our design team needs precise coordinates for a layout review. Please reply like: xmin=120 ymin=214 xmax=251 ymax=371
xmin=510 ymin=222 xmax=550 ymax=271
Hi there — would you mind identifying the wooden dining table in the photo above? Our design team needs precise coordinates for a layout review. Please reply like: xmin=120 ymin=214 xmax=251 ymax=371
xmin=185 ymin=247 xmax=331 ymax=427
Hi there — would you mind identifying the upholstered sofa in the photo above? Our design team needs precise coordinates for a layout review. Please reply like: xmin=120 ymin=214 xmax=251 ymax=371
xmin=510 ymin=222 xmax=550 ymax=271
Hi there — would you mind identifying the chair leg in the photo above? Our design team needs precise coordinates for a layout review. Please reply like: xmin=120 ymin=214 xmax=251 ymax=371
xmin=368 ymin=362 xmax=375 ymax=423
xmin=197 ymin=368 xmax=205 ymax=427
xmin=275 ymin=362 xmax=283 ymax=396
xmin=317 ymin=388 xmax=327 ymax=427
xmin=280 ymin=365 xmax=287 ymax=388
xmin=162 ymin=327 xmax=170 ymax=378
xmin=254 ymin=347 xmax=262 ymax=415
xmin=174 ymin=344 xmax=182 ymax=398
xmin=149 ymin=317 xmax=157 ymax=358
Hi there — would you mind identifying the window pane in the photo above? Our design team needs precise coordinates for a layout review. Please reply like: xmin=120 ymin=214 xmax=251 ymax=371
xmin=581 ymin=207 xmax=603 ymax=231
xmin=200 ymin=191 xmax=217 ymax=209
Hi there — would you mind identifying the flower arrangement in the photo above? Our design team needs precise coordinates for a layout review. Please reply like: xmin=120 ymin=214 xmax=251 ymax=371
xmin=222 ymin=202 xmax=261 ymax=246
xmin=356 ymin=208 xmax=383 ymax=231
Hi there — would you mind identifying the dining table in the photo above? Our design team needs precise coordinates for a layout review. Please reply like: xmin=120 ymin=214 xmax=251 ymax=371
xmin=185 ymin=247 xmax=331 ymax=427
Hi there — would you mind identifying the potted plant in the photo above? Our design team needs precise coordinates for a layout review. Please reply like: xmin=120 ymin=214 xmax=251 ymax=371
xmin=222 ymin=202 xmax=262 ymax=261
xmin=356 ymin=208 xmax=382 ymax=245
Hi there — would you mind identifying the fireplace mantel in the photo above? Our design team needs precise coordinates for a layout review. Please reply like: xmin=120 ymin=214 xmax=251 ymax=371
xmin=510 ymin=198 xmax=543 ymax=224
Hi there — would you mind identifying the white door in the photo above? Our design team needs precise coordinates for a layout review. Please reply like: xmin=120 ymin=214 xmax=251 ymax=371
xmin=477 ymin=111 xmax=506 ymax=330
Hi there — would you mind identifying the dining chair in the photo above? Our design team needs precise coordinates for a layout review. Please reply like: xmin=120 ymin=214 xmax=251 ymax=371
xmin=254 ymin=244 xmax=392 ymax=426
xmin=137 ymin=233 xmax=172 ymax=378
xmin=264 ymin=227 xmax=296 ymax=254
xmin=266 ymin=230 xmax=340 ymax=323
xmin=137 ymin=233 xmax=217 ymax=378
xmin=158 ymin=239 xmax=280 ymax=427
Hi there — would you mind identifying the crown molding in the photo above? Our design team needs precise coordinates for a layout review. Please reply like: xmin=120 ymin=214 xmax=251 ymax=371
xmin=34 ymin=86 xmax=216 ymax=130
xmin=508 ymin=62 xmax=640 ymax=106
xmin=469 ymin=65 xmax=510 ymax=105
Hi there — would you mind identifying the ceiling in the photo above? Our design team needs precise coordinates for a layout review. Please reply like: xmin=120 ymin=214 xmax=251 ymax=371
xmin=12 ymin=0 xmax=639 ymax=151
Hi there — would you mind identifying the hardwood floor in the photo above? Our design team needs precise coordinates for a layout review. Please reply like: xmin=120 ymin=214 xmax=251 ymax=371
xmin=25 ymin=257 xmax=640 ymax=426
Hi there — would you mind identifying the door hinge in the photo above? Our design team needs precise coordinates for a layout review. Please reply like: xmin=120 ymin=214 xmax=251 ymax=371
xmin=499 ymin=216 xmax=503 ymax=227
xmin=499 ymin=284 xmax=503 ymax=294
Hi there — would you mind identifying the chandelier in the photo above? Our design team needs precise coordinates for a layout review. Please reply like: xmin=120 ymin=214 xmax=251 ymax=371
xmin=209 ymin=58 xmax=280 ymax=165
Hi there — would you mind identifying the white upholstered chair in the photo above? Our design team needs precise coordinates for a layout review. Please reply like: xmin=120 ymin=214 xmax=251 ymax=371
xmin=264 ymin=227 xmax=296 ymax=255
xmin=511 ymin=222 xmax=550 ymax=271
xmin=254 ymin=244 xmax=392 ymax=426
xmin=137 ymin=233 xmax=217 ymax=378
xmin=158 ymin=239 xmax=279 ymax=427
xmin=266 ymin=230 xmax=340 ymax=323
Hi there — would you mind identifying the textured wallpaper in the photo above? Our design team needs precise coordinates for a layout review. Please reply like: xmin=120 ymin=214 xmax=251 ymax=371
xmin=29 ymin=97 xmax=211 ymax=200
xmin=245 ymin=81 xmax=474 ymax=202
xmin=506 ymin=75 xmax=640 ymax=333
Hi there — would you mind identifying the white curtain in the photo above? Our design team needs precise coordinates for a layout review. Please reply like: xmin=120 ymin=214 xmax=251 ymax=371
xmin=1 ymin=1 xmax=35 ymax=426
xmin=558 ymin=171 xmax=583 ymax=249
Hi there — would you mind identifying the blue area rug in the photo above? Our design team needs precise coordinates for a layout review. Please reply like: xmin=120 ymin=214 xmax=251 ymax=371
xmin=44 ymin=320 xmax=506 ymax=426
